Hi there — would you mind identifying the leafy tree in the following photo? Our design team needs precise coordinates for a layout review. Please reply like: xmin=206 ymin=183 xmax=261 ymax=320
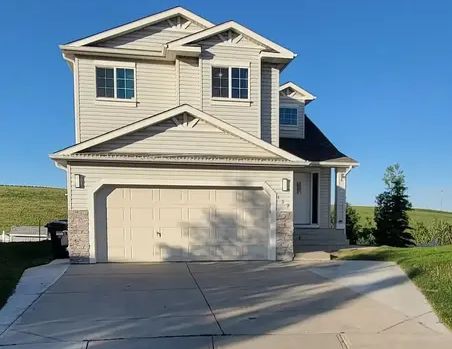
xmin=345 ymin=203 xmax=361 ymax=244
xmin=374 ymin=164 xmax=414 ymax=246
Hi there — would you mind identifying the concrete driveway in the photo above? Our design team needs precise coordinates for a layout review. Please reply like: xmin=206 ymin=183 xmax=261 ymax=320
xmin=0 ymin=261 xmax=450 ymax=348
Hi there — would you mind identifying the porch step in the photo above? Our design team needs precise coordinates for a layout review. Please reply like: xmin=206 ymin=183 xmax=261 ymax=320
xmin=293 ymin=251 xmax=332 ymax=261
xmin=294 ymin=244 xmax=350 ymax=253
xmin=295 ymin=237 xmax=349 ymax=244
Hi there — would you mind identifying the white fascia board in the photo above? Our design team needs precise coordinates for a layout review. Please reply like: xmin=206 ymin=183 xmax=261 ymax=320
xmin=52 ymin=105 xmax=307 ymax=163
xmin=65 ymin=7 xmax=214 ymax=47
xmin=60 ymin=45 xmax=166 ymax=60
xmin=280 ymin=81 xmax=316 ymax=102
xmin=167 ymin=21 xmax=296 ymax=59
xmin=312 ymin=161 xmax=360 ymax=168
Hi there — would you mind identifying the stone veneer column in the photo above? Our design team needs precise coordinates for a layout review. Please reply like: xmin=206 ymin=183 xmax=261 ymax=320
xmin=276 ymin=211 xmax=294 ymax=261
xmin=68 ymin=210 xmax=90 ymax=263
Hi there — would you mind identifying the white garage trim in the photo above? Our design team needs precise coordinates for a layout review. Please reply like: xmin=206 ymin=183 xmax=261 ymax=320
xmin=88 ymin=178 xmax=277 ymax=263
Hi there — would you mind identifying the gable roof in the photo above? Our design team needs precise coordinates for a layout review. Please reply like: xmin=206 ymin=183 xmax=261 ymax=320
xmin=65 ymin=7 xmax=214 ymax=47
xmin=51 ymin=105 xmax=306 ymax=163
xmin=167 ymin=21 xmax=296 ymax=60
xmin=280 ymin=82 xmax=316 ymax=104
xmin=279 ymin=115 xmax=358 ymax=166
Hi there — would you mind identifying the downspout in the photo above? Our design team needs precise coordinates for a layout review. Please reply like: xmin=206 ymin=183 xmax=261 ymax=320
xmin=62 ymin=52 xmax=80 ymax=143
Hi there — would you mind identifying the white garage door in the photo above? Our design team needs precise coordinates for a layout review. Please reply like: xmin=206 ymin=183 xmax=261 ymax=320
xmin=105 ymin=187 xmax=270 ymax=262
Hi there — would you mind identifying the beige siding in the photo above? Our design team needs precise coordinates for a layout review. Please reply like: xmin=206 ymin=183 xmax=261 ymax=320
xmin=77 ymin=58 xmax=176 ymax=141
xmin=69 ymin=164 xmax=293 ymax=214
xmin=178 ymin=57 xmax=201 ymax=108
xmin=200 ymin=35 xmax=264 ymax=137
xmin=279 ymin=95 xmax=305 ymax=139
xmin=261 ymin=63 xmax=279 ymax=145
xmin=94 ymin=19 xmax=204 ymax=51
xmin=87 ymin=118 xmax=279 ymax=158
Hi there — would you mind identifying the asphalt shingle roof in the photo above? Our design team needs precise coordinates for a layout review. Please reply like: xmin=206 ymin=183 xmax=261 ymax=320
xmin=279 ymin=115 xmax=357 ymax=164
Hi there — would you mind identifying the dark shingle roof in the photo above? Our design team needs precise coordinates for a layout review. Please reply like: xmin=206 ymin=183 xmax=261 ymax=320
xmin=279 ymin=115 xmax=357 ymax=164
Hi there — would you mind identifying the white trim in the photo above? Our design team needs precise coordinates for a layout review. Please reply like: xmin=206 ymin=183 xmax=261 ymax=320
xmin=60 ymin=45 xmax=166 ymax=60
xmin=280 ymin=82 xmax=316 ymax=104
xmin=53 ymin=105 xmax=306 ymax=163
xmin=167 ymin=21 xmax=296 ymax=59
xmin=88 ymin=178 xmax=277 ymax=262
xmin=94 ymin=63 xmax=137 ymax=102
xmin=65 ymin=7 xmax=214 ymax=47
xmin=93 ymin=59 xmax=136 ymax=68
xmin=211 ymin=64 xmax=251 ymax=101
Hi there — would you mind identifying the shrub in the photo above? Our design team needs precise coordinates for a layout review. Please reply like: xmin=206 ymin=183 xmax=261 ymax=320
xmin=346 ymin=204 xmax=361 ymax=244
xmin=412 ymin=220 xmax=452 ymax=246
xmin=356 ymin=217 xmax=376 ymax=246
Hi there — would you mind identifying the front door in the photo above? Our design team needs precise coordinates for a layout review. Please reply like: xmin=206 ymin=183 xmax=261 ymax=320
xmin=293 ymin=172 xmax=311 ymax=225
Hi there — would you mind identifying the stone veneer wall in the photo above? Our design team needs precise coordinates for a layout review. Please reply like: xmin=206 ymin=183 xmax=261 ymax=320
xmin=276 ymin=211 xmax=294 ymax=261
xmin=68 ymin=210 xmax=90 ymax=263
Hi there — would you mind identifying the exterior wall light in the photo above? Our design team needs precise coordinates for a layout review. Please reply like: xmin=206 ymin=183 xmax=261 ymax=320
xmin=282 ymin=178 xmax=290 ymax=192
xmin=74 ymin=174 xmax=85 ymax=189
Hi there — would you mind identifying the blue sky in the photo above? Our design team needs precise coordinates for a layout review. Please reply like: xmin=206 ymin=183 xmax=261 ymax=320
xmin=0 ymin=0 xmax=451 ymax=211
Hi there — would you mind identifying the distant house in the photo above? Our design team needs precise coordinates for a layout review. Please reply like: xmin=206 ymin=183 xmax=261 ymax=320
xmin=50 ymin=7 xmax=358 ymax=263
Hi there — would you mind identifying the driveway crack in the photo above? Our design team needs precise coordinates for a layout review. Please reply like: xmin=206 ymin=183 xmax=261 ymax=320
xmin=186 ymin=263 xmax=225 ymax=335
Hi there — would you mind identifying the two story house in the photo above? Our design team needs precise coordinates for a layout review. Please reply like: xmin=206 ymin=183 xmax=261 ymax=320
xmin=51 ymin=7 xmax=358 ymax=263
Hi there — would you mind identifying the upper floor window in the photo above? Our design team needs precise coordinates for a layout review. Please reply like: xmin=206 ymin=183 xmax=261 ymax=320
xmin=96 ymin=67 xmax=135 ymax=100
xmin=280 ymin=107 xmax=298 ymax=126
xmin=212 ymin=66 xmax=249 ymax=99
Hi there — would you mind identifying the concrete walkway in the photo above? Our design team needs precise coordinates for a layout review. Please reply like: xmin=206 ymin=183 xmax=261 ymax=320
xmin=0 ymin=259 xmax=69 ymax=336
xmin=0 ymin=261 xmax=450 ymax=348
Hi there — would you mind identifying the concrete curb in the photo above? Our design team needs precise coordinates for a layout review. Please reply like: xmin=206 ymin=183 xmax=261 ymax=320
xmin=0 ymin=259 xmax=69 ymax=334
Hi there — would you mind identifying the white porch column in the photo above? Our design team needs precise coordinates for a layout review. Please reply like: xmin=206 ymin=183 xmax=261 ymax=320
xmin=335 ymin=168 xmax=347 ymax=230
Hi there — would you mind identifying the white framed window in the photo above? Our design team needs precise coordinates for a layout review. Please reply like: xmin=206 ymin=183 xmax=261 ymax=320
xmin=280 ymin=107 xmax=298 ymax=126
xmin=212 ymin=66 xmax=249 ymax=100
xmin=95 ymin=63 xmax=136 ymax=101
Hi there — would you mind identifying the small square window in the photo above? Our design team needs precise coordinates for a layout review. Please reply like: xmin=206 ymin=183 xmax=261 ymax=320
xmin=280 ymin=107 xmax=298 ymax=126
xmin=212 ymin=66 xmax=249 ymax=100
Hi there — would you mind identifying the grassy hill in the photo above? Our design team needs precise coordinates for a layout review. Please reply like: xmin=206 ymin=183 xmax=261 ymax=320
xmin=353 ymin=205 xmax=452 ymax=227
xmin=0 ymin=185 xmax=67 ymax=232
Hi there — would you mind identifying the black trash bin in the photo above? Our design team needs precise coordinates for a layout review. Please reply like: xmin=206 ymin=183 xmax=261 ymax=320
xmin=45 ymin=220 xmax=69 ymax=258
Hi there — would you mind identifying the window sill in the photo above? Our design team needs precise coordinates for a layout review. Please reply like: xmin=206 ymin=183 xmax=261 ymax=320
xmin=211 ymin=97 xmax=252 ymax=106
xmin=95 ymin=98 xmax=137 ymax=107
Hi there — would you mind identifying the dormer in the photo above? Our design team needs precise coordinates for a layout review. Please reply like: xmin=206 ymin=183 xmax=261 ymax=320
xmin=279 ymin=82 xmax=316 ymax=139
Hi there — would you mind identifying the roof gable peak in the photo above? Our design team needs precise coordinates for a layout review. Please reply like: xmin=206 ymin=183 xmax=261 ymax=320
xmin=65 ymin=7 xmax=214 ymax=47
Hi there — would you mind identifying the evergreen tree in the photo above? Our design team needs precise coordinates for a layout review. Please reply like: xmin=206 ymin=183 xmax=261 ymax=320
xmin=374 ymin=164 xmax=414 ymax=246
xmin=345 ymin=203 xmax=361 ymax=244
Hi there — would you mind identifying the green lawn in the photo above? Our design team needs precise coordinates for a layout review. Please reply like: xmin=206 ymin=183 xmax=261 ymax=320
xmin=0 ymin=185 xmax=67 ymax=232
xmin=335 ymin=245 xmax=452 ymax=329
xmin=353 ymin=206 xmax=452 ymax=226
xmin=0 ymin=241 xmax=54 ymax=309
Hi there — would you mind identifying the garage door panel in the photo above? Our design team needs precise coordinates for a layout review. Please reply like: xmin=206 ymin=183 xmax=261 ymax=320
xmin=215 ymin=245 xmax=240 ymax=260
xmin=129 ymin=188 xmax=153 ymax=205
xmin=243 ymin=208 xmax=269 ymax=227
xmin=130 ymin=208 xmax=154 ymax=225
xmin=188 ymin=208 xmax=211 ymax=226
xmin=105 ymin=187 xmax=270 ymax=262
xmin=189 ymin=245 xmax=214 ymax=259
xmin=189 ymin=227 xmax=212 ymax=242
xmin=107 ymin=208 xmax=126 ymax=227
xmin=243 ymin=245 xmax=268 ymax=259
xmin=188 ymin=189 xmax=211 ymax=203
xmin=159 ymin=188 xmax=184 ymax=203
xmin=159 ymin=207 xmax=183 ymax=222
xmin=216 ymin=228 xmax=238 ymax=243
xmin=215 ymin=190 xmax=238 ymax=205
